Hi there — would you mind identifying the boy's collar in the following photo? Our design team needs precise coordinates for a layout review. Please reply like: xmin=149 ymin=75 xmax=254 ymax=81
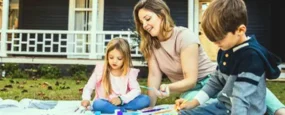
xmin=230 ymin=35 xmax=256 ymax=52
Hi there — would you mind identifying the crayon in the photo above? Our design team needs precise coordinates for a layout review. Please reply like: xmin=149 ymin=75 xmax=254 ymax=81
xmin=142 ymin=108 xmax=163 ymax=113
xmin=140 ymin=85 xmax=154 ymax=90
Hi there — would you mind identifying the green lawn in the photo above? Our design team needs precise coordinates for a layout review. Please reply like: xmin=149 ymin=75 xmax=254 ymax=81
xmin=0 ymin=78 xmax=284 ymax=105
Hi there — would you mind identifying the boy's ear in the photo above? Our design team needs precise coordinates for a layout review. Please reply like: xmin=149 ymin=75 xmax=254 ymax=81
xmin=237 ymin=24 xmax=247 ymax=35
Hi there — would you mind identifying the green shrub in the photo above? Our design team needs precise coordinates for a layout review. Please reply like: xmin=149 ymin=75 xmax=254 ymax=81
xmin=38 ymin=65 xmax=60 ymax=79
xmin=1 ymin=63 xmax=19 ymax=77
xmin=72 ymin=71 xmax=88 ymax=80
xmin=10 ymin=69 xmax=29 ymax=78
xmin=24 ymin=68 xmax=38 ymax=78
xmin=0 ymin=63 xmax=29 ymax=78
xmin=68 ymin=65 xmax=87 ymax=80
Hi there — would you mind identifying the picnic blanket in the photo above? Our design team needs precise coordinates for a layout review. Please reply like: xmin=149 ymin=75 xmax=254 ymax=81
xmin=0 ymin=98 xmax=177 ymax=115
xmin=0 ymin=98 xmax=82 ymax=115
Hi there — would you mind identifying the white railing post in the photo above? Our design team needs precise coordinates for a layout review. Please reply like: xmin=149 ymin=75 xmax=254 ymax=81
xmin=188 ymin=0 xmax=194 ymax=33
xmin=188 ymin=0 xmax=199 ymax=38
xmin=67 ymin=0 xmax=75 ymax=58
xmin=0 ymin=0 xmax=9 ymax=57
xmin=89 ymin=0 xmax=98 ymax=59
xmin=194 ymin=0 xmax=199 ymax=37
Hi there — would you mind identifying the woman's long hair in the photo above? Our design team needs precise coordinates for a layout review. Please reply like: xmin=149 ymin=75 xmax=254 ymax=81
xmin=133 ymin=0 xmax=175 ymax=60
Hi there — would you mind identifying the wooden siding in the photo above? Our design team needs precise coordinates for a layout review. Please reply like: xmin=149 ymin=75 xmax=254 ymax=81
xmin=270 ymin=2 xmax=284 ymax=61
xmin=245 ymin=0 xmax=271 ymax=49
xmin=103 ymin=0 xmax=138 ymax=31
xmin=103 ymin=0 xmax=188 ymax=31
xmin=164 ymin=0 xmax=188 ymax=27
xmin=18 ymin=0 xmax=69 ymax=30
xmin=245 ymin=0 xmax=284 ymax=61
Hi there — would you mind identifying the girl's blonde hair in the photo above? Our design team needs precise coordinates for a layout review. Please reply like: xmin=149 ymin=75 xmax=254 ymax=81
xmin=133 ymin=0 xmax=175 ymax=60
xmin=102 ymin=38 xmax=133 ymax=97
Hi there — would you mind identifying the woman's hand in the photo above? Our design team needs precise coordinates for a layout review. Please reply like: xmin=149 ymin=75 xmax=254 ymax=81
xmin=81 ymin=100 xmax=90 ymax=109
xmin=153 ymin=84 xmax=170 ymax=99
xmin=109 ymin=97 xmax=122 ymax=106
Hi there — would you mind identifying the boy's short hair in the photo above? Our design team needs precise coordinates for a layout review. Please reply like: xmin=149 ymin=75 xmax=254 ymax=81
xmin=201 ymin=0 xmax=248 ymax=42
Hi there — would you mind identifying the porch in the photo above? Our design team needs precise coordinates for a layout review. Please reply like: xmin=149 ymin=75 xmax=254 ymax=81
xmin=0 ymin=29 xmax=145 ymax=65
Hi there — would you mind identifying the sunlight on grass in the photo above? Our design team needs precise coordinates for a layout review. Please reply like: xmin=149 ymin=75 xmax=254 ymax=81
xmin=0 ymin=78 xmax=284 ymax=105
xmin=267 ymin=81 xmax=285 ymax=104
xmin=0 ymin=78 xmax=86 ymax=101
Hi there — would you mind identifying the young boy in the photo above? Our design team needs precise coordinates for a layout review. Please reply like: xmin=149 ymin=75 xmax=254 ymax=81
xmin=175 ymin=0 xmax=282 ymax=114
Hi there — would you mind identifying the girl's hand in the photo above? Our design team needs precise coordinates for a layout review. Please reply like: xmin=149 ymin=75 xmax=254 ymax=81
xmin=81 ymin=100 xmax=90 ymax=109
xmin=110 ymin=97 xmax=122 ymax=106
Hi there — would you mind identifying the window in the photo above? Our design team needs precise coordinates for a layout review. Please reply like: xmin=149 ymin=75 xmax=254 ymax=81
xmin=9 ymin=0 xmax=19 ymax=29
xmin=0 ymin=0 xmax=19 ymax=29
xmin=75 ymin=0 xmax=92 ymax=31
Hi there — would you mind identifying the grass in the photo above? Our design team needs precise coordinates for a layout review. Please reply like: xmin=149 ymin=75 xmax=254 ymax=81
xmin=266 ymin=81 xmax=285 ymax=103
xmin=0 ymin=78 xmax=83 ymax=100
xmin=0 ymin=77 xmax=284 ymax=105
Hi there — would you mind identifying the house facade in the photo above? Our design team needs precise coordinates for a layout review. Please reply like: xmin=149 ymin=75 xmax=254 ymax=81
xmin=0 ymin=0 xmax=283 ymax=66
xmin=0 ymin=0 xmax=197 ymax=66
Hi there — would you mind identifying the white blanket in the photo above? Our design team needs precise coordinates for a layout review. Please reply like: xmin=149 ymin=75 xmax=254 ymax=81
xmin=0 ymin=98 xmax=85 ymax=115
xmin=0 ymin=98 xmax=176 ymax=115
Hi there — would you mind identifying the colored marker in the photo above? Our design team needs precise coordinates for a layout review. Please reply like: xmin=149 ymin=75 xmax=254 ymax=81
xmin=117 ymin=111 xmax=123 ymax=115
xmin=142 ymin=108 xmax=163 ymax=113
xmin=140 ymin=85 xmax=154 ymax=90
xmin=95 ymin=111 xmax=101 ymax=115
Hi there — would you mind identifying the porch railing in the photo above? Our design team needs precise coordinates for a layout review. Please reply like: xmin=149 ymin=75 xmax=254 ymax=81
xmin=0 ymin=29 xmax=142 ymax=59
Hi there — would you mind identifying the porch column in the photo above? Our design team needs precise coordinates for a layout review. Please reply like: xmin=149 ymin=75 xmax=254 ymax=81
xmin=89 ymin=0 xmax=98 ymax=59
xmin=188 ymin=0 xmax=199 ymax=36
xmin=67 ymin=0 xmax=75 ymax=58
xmin=0 ymin=0 xmax=9 ymax=57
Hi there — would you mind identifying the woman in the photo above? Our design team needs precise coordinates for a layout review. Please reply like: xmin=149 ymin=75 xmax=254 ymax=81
xmin=133 ymin=0 xmax=285 ymax=114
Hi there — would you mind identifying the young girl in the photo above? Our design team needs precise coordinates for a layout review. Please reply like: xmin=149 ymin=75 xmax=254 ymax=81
xmin=81 ymin=38 xmax=150 ymax=114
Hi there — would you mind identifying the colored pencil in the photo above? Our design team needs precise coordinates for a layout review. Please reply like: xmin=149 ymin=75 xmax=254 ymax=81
xmin=140 ymin=85 xmax=154 ymax=90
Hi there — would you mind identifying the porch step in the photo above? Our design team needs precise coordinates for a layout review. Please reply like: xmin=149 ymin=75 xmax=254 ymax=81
xmin=278 ymin=63 xmax=285 ymax=79
xmin=0 ymin=57 xmax=147 ymax=67
xmin=267 ymin=64 xmax=285 ymax=81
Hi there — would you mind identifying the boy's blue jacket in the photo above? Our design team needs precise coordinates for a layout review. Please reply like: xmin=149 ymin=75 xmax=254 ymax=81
xmin=242 ymin=35 xmax=281 ymax=79
xmin=201 ymin=35 xmax=281 ymax=115
xmin=218 ymin=35 xmax=281 ymax=79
